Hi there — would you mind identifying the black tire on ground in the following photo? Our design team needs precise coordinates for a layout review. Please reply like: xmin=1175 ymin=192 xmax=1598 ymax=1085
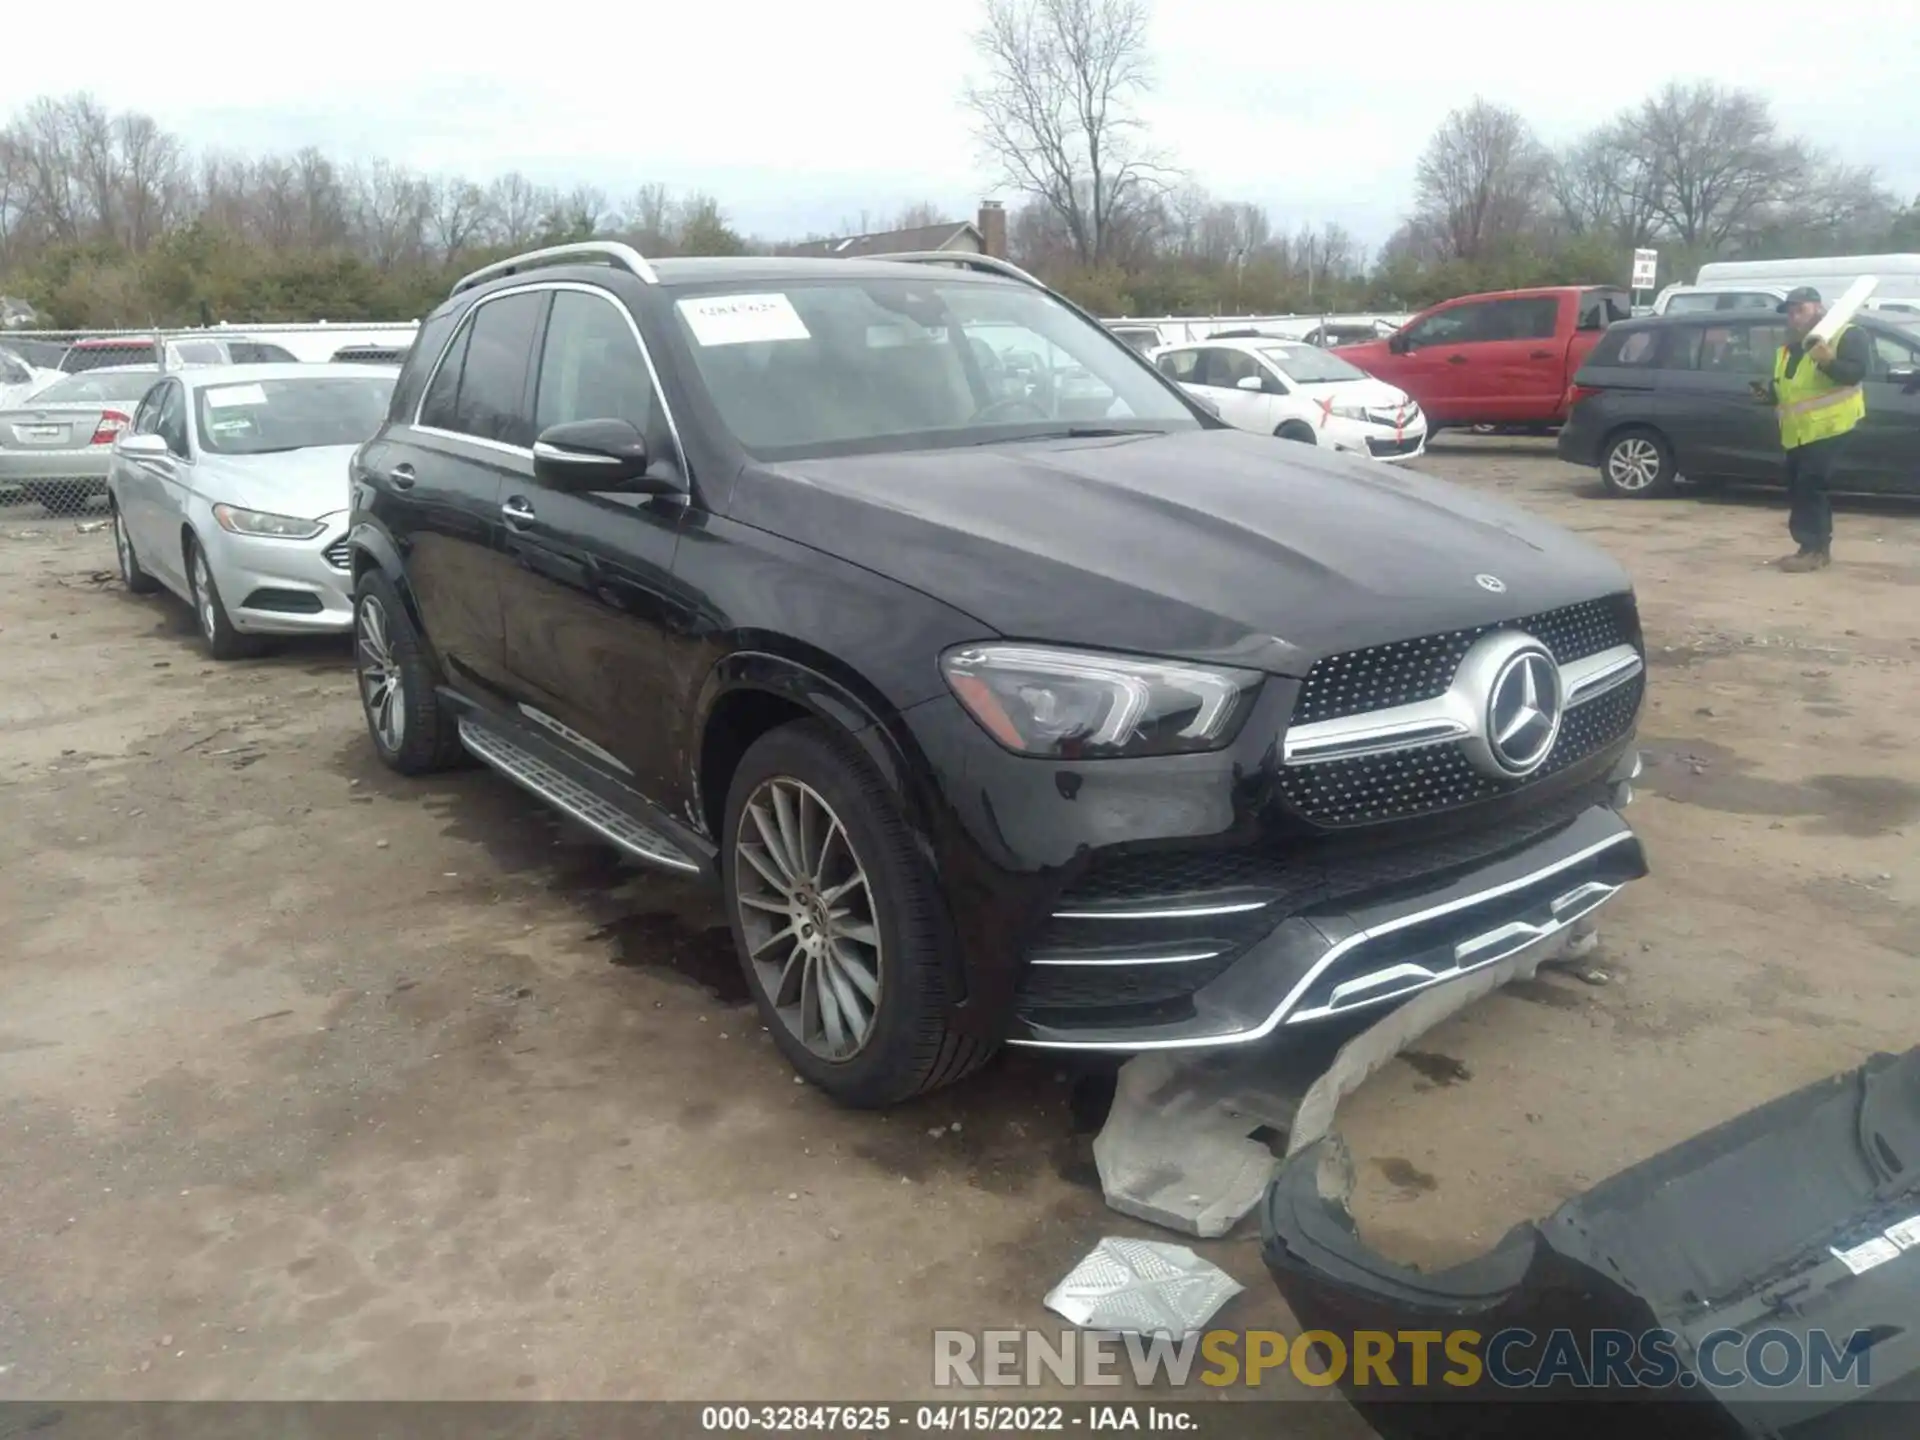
xmin=184 ymin=532 xmax=268 ymax=660
xmin=352 ymin=566 xmax=468 ymax=775
xmin=111 ymin=500 xmax=158 ymax=595
xmin=1275 ymin=422 xmax=1317 ymax=444
xmin=1600 ymin=427 xmax=1677 ymax=498
xmin=721 ymin=719 xmax=994 ymax=1108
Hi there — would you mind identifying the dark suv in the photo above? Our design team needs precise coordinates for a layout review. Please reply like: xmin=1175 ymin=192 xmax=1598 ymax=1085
xmin=347 ymin=242 xmax=1649 ymax=1107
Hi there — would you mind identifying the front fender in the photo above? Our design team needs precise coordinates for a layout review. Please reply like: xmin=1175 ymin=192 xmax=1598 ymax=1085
xmin=345 ymin=517 xmax=427 ymax=637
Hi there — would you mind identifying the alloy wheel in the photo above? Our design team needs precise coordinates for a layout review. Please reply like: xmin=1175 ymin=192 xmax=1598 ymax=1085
xmin=355 ymin=595 xmax=407 ymax=752
xmin=733 ymin=777 xmax=884 ymax=1061
xmin=1606 ymin=437 xmax=1662 ymax=492
xmin=191 ymin=548 xmax=219 ymax=640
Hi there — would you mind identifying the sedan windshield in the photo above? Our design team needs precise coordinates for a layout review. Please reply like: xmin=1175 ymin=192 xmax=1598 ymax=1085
xmin=666 ymin=278 xmax=1201 ymax=460
xmin=1257 ymin=344 xmax=1368 ymax=385
xmin=194 ymin=376 xmax=395 ymax=455
xmin=26 ymin=370 xmax=160 ymax=404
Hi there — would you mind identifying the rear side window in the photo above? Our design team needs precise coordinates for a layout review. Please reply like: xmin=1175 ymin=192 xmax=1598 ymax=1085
xmin=1666 ymin=323 xmax=1785 ymax=375
xmin=1483 ymin=297 xmax=1560 ymax=341
xmin=450 ymin=293 xmax=545 ymax=447
xmin=1156 ymin=349 xmax=1201 ymax=382
xmin=1579 ymin=291 xmax=1632 ymax=329
xmin=1590 ymin=329 xmax=1663 ymax=367
xmin=397 ymin=307 xmax=465 ymax=423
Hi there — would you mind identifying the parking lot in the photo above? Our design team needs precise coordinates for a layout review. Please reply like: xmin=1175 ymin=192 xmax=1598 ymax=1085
xmin=2 ymin=437 xmax=1916 ymax=1409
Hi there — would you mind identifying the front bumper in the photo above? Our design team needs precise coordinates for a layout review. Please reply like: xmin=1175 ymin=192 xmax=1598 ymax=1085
xmin=1010 ymin=789 xmax=1645 ymax=1049
xmin=1320 ymin=415 xmax=1428 ymax=463
xmin=204 ymin=513 xmax=353 ymax=635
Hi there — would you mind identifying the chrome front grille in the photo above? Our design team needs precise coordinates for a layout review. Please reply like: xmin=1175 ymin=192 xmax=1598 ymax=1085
xmin=1293 ymin=594 xmax=1639 ymax=727
xmin=1277 ymin=673 xmax=1639 ymax=826
xmin=323 ymin=538 xmax=351 ymax=571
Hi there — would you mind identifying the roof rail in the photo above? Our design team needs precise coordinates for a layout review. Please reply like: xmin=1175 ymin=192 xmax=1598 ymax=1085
xmin=452 ymin=241 xmax=659 ymax=297
xmin=869 ymin=250 xmax=1049 ymax=291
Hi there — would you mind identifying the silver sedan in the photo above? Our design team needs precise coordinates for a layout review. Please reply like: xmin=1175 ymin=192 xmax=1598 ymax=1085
xmin=106 ymin=364 xmax=396 ymax=658
xmin=0 ymin=365 xmax=161 ymax=514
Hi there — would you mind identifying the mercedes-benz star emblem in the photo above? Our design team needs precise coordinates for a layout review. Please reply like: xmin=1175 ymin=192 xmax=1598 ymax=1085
xmin=1484 ymin=648 xmax=1563 ymax=775
xmin=1453 ymin=631 xmax=1565 ymax=780
xmin=1475 ymin=573 xmax=1506 ymax=593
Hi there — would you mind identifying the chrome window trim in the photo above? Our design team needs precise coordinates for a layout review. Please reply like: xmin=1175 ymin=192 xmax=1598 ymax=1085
xmin=409 ymin=280 xmax=688 ymax=479
xmin=1011 ymin=826 xmax=1639 ymax=1051
xmin=1281 ymin=642 xmax=1643 ymax=767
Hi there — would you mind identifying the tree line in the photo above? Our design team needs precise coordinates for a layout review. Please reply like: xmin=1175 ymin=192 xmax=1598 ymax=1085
xmin=3 ymin=2 xmax=1917 ymax=329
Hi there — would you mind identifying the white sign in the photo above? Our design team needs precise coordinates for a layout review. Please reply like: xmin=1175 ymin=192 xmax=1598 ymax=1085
xmin=1631 ymin=249 xmax=1659 ymax=291
xmin=676 ymin=293 xmax=811 ymax=347
xmin=204 ymin=383 xmax=267 ymax=408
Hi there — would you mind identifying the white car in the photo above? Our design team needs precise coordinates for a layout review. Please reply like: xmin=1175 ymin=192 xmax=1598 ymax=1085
xmin=1150 ymin=337 xmax=1427 ymax=461
xmin=105 ymin=364 xmax=396 ymax=658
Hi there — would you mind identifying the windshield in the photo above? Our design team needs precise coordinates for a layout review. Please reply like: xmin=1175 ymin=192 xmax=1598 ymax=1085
xmin=666 ymin=278 xmax=1201 ymax=460
xmin=193 ymin=375 xmax=395 ymax=455
xmin=1256 ymin=344 xmax=1368 ymax=384
xmin=27 ymin=370 xmax=160 ymax=404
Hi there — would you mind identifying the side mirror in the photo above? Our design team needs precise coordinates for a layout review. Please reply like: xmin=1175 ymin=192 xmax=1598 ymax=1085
xmin=1388 ymin=332 xmax=1411 ymax=355
xmin=531 ymin=419 xmax=678 ymax=495
xmin=117 ymin=432 xmax=169 ymax=459
xmin=1235 ymin=375 xmax=1265 ymax=393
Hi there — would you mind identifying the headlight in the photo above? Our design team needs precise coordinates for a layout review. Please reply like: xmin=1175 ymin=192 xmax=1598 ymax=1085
xmin=212 ymin=503 xmax=325 ymax=540
xmin=1328 ymin=403 xmax=1372 ymax=422
xmin=941 ymin=644 xmax=1262 ymax=759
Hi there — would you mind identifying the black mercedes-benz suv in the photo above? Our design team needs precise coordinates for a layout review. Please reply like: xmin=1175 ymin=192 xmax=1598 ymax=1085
xmin=346 ymin=242 xmax=1648 ymax=1107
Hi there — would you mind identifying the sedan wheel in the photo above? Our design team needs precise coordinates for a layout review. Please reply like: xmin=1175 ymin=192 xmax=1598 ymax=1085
xmin=191 ymin=549 xmax=219 ymax=642
xmin=733 ymin=776 xmax=884 ymax=1062
xmin=1602 ymin=431 xmax=1675 ymax=497
xmin=355 ymin=594 xmax=408 ymax=754
xmin=113 ymin=506 xmax=157 ymax=594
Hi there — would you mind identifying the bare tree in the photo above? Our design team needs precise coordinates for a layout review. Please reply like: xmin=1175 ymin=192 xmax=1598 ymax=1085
xmin=1620 ymin=82 xmax=1803 ymax=248
xmin=891 ymin=201 xmax=949 ymax=230
xmin=1412 ymin=98 xmax=1549 ymax=262
xmin=619 ymin=182 xmax=675 ymax=251
xmin=963 ymin=0 xmax=1167 ymax=265
xmin=486 ymin=172 xmax=546 ymax=249
xmin=352 ymin=160 xmax=432 ymax=270
xmin=425 ymin=177 xmax=490 ymax=260
xmin=1550 ymin=126 xmax=1659 ymax=245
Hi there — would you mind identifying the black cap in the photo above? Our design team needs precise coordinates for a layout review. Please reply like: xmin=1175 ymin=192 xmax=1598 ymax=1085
xmin=1777 ymin=286 xmax=1822 ymax=312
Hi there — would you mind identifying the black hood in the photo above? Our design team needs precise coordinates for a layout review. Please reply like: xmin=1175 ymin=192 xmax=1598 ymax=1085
xmin=729 ymin=429 xmax=1632 ymax=675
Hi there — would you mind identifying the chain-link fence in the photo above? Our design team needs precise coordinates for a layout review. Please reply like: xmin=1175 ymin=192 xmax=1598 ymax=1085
xmin=0 ymin=322 xmax=419 ymax=518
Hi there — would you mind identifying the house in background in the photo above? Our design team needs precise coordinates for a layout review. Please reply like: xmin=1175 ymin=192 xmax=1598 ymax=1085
xmin=785 ymin=201 xmax=1008 ymax=261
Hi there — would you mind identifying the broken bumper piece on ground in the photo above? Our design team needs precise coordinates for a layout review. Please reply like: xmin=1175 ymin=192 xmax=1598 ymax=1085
xmin=1260 ymin=1045 xmax=1920 ymax=1437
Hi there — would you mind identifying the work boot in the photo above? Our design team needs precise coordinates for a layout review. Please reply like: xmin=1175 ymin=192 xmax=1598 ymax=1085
xmin=1779 ymin=549 xmax=1831 ymax=573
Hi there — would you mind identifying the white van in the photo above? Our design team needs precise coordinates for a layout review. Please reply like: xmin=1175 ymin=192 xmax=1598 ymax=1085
xmin=1652 ymin=254 xmax=1920 ymax=316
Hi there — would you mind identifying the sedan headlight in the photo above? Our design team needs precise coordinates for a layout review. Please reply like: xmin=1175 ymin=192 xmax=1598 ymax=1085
xmin=212 ymin=503 xmax=325 ymax=540
xmin=941 ymin=644 xmax=1262 ymax=759
xmin=1327 ymin=402 xmax=1373 ymax=422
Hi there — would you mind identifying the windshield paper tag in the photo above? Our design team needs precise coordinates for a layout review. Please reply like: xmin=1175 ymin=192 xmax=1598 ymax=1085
xmin=204 ymin=383 xmax=267 ymax=408
xmin=676 ymin=294 xmax=810 ymax=347
xmin=1831 ymin=1237 xmax=1902 ymax=1275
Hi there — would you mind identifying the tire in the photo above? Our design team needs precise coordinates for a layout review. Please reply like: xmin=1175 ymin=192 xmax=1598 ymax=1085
xmin=352 ymin=567 xmax=468 ymax=775
xmin=1275 ymin=422 xmax=1317 ymax=444
xmin=721 ymin=719 xmax=993 ymax=1107
xmin=111 ymin=501 xmax=159 ymax=595
xmin=1600 ymin=427 xmax=1676 ymax=498
xmin=184 ymin=532 xmax=267 ymax=660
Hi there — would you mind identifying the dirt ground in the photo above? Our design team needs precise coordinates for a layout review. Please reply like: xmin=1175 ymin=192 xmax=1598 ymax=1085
xmin=1 ymin=441 xmax=1915 ymax=1414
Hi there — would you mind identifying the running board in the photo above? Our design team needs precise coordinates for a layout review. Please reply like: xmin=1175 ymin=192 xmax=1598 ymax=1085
xmin=457 ymin=718 xmax=699 ymax=874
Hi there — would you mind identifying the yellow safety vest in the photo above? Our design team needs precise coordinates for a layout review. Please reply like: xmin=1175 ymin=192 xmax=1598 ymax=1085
xmin=1773 ymin=325 xmax=1866 ymax=450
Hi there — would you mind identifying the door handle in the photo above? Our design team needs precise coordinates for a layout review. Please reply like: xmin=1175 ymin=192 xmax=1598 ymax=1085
xmin=1446 ymin=354 xmax=1468 ymax=365
xmin=501 ymin=496 xmax=537 ymax=527
xmin=1529 ymin=350 xmax=1552 ymax=360
xmin=387 ymin=463 xmax=416 ymax=490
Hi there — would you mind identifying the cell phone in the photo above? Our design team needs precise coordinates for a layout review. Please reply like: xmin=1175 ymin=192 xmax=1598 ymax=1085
xmin=1748 ymin=380 xmax=1769 ymax=397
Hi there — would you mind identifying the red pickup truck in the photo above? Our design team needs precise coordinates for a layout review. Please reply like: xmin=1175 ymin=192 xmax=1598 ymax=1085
xmin=1335 ymin=285 xmax=1632 ymax=431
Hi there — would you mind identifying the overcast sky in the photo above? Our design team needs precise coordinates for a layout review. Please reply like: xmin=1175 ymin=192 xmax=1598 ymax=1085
xmin=20 ymin=0 xmax=1920 ymax=253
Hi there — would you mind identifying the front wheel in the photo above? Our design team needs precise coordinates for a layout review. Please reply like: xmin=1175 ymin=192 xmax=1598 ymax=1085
xmin=185 ymin=534 xmax=266 ymax=659
xmin=722 ymin=721 xmax=994 ymax=1107
xmin=112 ymin=502 xmax=158 ymax=595
xmin=352 ymin=568 xmax=467 ymax=774
xmin=1600 ymin=428 xmax=1676 ymax=498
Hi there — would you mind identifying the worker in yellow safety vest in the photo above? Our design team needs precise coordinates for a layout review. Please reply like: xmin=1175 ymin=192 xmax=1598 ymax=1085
xmin=1752 ymin=286 xmax=1869 ymax=572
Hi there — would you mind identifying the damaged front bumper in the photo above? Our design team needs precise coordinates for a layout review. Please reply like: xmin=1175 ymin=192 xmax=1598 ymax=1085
xmin=1261 ymin=1044 xmax=1920 ymax=1436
